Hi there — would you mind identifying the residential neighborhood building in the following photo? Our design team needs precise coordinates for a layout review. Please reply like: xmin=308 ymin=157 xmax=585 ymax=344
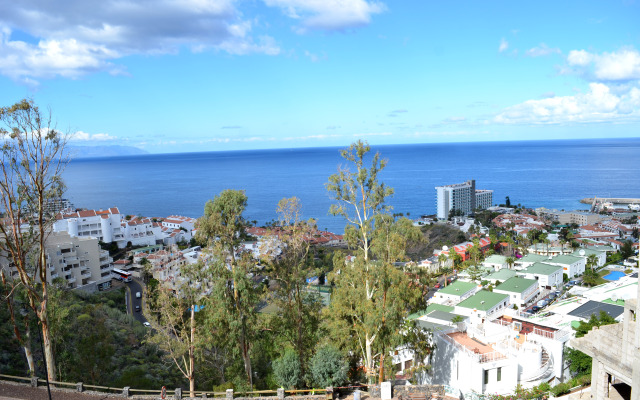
xmin=482 ymin=254 xmax=508 ymax=271
xmin=558 ymin=211 xmax=605 ymax=226
xmin=454 ymin=290 xmax=510 ymax=324
xmin=543 ymin=254 xmax=586 ymax=279
xmin=519 ymin=263 xmax=563 ymax=289
xmin=1 ymin=231 xmax=114 ymax=290
xmin=493 ymin=277 xmax=539 ymax=309
xmin=433 ymin=280 xmax=479 ymax=304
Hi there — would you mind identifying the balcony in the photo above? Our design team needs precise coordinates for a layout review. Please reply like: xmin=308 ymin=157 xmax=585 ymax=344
xmin=81 ymin=270 xmax=91 ymax=278
xmin=66 ymin=276 xmax=76 ymax=284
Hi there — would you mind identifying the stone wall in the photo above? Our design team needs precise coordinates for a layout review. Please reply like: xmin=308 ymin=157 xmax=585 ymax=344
xmin=369 ymin=384 xmax=444 ymax=398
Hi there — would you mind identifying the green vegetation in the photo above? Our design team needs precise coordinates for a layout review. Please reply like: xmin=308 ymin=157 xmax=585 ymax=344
xmin=564 ymin=311 xmax=617 ymax=378
xmin=0 ymin=99 xmax=69 ymax=381
xmin=0 ymin=141 xmax=438 ymax=392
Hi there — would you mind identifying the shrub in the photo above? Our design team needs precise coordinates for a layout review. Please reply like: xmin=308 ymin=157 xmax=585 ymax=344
xmin=309 ymin=345 xmax=348 ymax=388
xmin=273 ymin=349 xmax=302 ymax=389
xmin=550 ymin=382 xmax=571 ymax=397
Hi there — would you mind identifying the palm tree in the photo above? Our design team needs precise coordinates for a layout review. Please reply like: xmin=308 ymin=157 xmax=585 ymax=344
xmin=559 ymin=238 xmax=567 ymax=254
xmin=506 ymin=256 xmax=515 ymax=270
xmin=586 ymin=254 xmax=598 ymax=272
xmin=438 ymin=253 xmax=448 ymax=273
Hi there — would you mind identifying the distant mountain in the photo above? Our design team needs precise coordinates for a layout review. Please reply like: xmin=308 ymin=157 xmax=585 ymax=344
xmin=67 ymin=145 xmax=149 ymax=159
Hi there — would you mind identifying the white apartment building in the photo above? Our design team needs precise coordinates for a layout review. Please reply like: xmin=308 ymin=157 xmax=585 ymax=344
xmin=54 ymin=208 xmax=126 ymax=245
xmin=54 ymin=208 xmax=194 ymax=248
xmin=493 ymin=277 xmax=539 ymax=309
xmin=543 ymin=254 xmax=586 ymax=279
xmin=519 ymin=263 xmax=563 ymax=289
xmin=436 ymin=179 xmax=493 ymax=219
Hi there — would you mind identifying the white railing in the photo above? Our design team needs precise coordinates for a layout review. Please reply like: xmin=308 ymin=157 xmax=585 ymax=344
xmin=531 ymin=327 xmax=571 ymax=341
xmin=438 ymin=331 xmax=506 ymax=364
xmin=522 ymin=349 xmax=553 ymax=382
xmin=490 ymin=318 xmax=511 ymax=327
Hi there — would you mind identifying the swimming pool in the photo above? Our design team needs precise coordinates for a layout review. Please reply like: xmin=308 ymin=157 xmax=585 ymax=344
xmin=603 ymin=271 xmax=626 ymax=281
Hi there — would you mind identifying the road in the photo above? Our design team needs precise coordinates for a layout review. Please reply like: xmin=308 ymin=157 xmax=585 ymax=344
xmin=123 ymin=277 xmax=148 ymax=324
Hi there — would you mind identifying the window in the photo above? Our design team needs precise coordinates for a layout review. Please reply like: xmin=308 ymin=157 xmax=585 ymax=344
xmin=484 ymin=369 xmax=489 ymax=385
xmin=497 ymin=367 xmax=502 ymax=381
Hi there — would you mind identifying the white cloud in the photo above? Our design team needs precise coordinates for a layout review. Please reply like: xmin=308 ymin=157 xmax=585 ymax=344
xmin=352 ymin=132 xmax=392 ymax=137
xmin=263 ymin=0 xmax=386 ymax=32
xmin=0 ymin=0 xmax=280 ymax=81
xmin=525 ymin=43 xmax=561 ymax=57
xmin=566 ymin=48 xmax=640 ymax=81
xmin=494 ymin=83 xmax=640 ymax=124
xmin=304 ymin=50 xmax=326 ymax=62
xmin=72 ymin=131 xmax=118 ymax=141
xmin=498 ymin=38 xmax=508 ymax=53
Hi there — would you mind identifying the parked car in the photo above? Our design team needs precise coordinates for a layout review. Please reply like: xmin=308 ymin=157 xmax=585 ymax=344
xmin=531 ymin=306 xmax=541 ymax=313
xmin=434 ymin=283 xmax=441 ymax=289
xmin=537 ymin=299 xmax=549 ymax=307
xmin=135 ymin=305 xmax=141 ymax=312
xmin=136 ymin=291 xmax=141 ymax=298
xmin=143 ymin=322 xmax=150 ymax=327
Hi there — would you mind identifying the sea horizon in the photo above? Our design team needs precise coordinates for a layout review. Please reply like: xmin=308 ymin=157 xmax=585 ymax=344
xmin=63 ymin=137 xmax=640 ymax=233
xmin=74 ymin=136 xmax=640 ymax=159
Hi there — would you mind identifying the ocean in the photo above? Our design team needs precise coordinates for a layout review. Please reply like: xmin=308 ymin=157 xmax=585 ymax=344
xmin=62 ymin=138 xmax=640 ymax=233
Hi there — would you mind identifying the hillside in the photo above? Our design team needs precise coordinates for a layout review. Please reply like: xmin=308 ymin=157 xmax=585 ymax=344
xmin=406 ymin=223 xmax=468 ymax=261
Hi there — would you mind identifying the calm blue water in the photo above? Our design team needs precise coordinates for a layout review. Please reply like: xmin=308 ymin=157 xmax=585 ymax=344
xmin=62 ymin=138 xmax=640 ymax=233
xmin=603 ymin=271 xmax=626 ymax=281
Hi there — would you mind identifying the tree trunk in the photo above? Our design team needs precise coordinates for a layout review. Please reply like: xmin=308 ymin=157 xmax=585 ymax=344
xmin=366 ymin=335 xmax=373 ymax=384
xmin=41 ymin=317 xmax=56 ymax=381
xmin=23 ymin=324 xmax=35 ymax=375
xmin=241 ymin=339 xmax=253 ymax=388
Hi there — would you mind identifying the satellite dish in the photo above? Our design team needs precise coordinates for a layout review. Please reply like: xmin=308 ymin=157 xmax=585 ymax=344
xmin=611 ymin=294 xmax=618 ymax=302
xmin=442 ymin=245 xmax=449 ymax=251
xmin=548 ymin=255 xmax=553 ymax=260
xmin=579 ymin=249 xmax=586 ymax=256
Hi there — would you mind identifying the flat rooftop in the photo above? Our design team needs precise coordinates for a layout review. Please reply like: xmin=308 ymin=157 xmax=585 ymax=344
xmin=447 ymin=331 xmax=495 ymax=355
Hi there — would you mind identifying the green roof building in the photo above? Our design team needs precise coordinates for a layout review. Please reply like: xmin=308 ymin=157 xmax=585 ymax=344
xmin=455 ymin=290 xmax=510 ymax=323
xmin=434 ymin=280 xmax=478 ymax=303
xmin=519 ymin=263 xmax=563 ymax=288
xmin=482 ymin=254 xmax=507 ymax=270
xmin=486 ymin=268 xmax=517 ymax=283
xmin=544 ymin=254 xmax=586 ymax=279
xmin=517 ymin=253 xmax=550 ymax=267
xmin=494 ymin=277 xmax=539 ymax=307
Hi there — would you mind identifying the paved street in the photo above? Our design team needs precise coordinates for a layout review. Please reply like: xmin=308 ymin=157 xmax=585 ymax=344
xmin=123 ymin=277 xmax=148 ymax=324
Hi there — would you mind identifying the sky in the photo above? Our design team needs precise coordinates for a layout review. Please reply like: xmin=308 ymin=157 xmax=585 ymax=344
xmin=1 ymin=0 xmax=639 ymax=154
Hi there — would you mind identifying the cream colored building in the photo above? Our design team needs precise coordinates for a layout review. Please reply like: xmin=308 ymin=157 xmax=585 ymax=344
xmin=45 ymin=232 xmax=114 ymax=289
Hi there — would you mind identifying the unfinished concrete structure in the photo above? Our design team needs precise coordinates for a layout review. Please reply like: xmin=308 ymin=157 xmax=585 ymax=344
xmin=571 ymin=281 xmax=640 ymax=399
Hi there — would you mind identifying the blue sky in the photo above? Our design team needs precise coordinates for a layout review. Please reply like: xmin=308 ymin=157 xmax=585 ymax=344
xmin=1 ymin=0 xmax=639 ymax=153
